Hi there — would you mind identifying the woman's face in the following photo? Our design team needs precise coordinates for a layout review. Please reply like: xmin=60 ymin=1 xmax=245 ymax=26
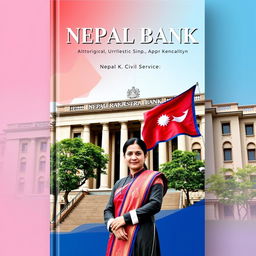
xmin=124 ymin=143 xmax=146 ymax=174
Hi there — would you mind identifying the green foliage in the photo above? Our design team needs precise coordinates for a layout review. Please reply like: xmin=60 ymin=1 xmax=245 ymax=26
xmin=50 ymin=138 xmax=108 ymax=204
xmin=160 ymin=150 xmax=205 ymax=206
xmin=206 ymin=166 xmax=256 ymax=206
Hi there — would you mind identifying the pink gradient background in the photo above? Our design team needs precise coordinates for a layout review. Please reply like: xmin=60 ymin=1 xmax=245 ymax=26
xmin=52 ymin=0 xmax=202 ymax=104
xmin=0 ymin=1 xmax=253 ymax=256
xmin=0 ymin=0 xmax=50 ymax=256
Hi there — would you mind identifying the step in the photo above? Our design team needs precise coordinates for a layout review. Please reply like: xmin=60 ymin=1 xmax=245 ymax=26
xmin=57 ymin=192 xmax=181 ymax=232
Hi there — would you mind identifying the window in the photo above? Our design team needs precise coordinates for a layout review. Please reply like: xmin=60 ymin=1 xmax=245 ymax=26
xmin=39 ymin=157 xmax=46 ymax=171
xmin=222 ymin=123 xmax=231 ymax=135
xmin=193 ymin=149 xmax=201 ymax=160
xmin=225 ymin=175 xmax=233 ymax=180
xmin=40 ymin=141 xmax=47 ymax=152
xmin=21 ymin=143 xmax=28 ymax=153
xmin=245 ymin=124 xmax=254 ymax=136
xmin=192 ymin=143 xmax=201 ymax=160
xmin=224 ymin=149 xmax=232 ymax=161
xmin=224 ymin=169 xmax=233 ymax=180
xmin=247 ymin=143 xmax=256 ymax=161
xmin=223 ymin=142 xmax=232 ymax=161
xmin=224 ymin=205 xmax=234 ymax=218
xmin=73 ymin=132 xmax=81 ymax=138
xmin=248 ymin=149 xmax=256 ymax=161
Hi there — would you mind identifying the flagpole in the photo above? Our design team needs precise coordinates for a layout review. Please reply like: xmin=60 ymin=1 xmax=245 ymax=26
xmin=194 ymin=82 xmax=206 ymax=148
xmin=195 ymin=82 xmax=200 ymax=93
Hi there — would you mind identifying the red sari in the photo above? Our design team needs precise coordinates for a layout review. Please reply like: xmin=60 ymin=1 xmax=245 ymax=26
xmin=105 ymin=170 xmax=166 ymax=256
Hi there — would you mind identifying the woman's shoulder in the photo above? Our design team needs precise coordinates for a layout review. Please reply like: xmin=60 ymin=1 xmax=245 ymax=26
xmin=113 ymin=176 xmax=129 ymax=188
xmin=144 ymin=169 xmax=162 ymax=175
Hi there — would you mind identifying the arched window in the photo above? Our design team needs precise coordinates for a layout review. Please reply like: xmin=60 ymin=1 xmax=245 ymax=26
xmin=247 ymin=143 xmax=256 ymax=161
xmin=224 ymin=168 xmax=234 ymax=180
xmin=223 ymin=142 xmax=232 ymax=161
xmin=39 ymin=156 xmax=46 ymax=171
xmin=192 ymin=143 xmax=201 ymax=160
xmin=37 ymin=176 xmax=44 ymax=194
xmin=20 ymin=158 xmax=26 ymax=172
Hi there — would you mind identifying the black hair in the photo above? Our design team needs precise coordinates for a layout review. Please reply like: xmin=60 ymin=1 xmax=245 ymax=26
xmin=122 ymin=137 xmax=148 ymax=170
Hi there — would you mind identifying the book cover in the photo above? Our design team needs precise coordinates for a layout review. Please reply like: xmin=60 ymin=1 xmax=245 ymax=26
xmin=51 ymin=0 xmax=205 ymax=255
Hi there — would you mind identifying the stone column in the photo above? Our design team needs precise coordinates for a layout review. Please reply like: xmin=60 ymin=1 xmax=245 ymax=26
xmin=140 ymin=121 xmax=144 ymax=139
xmin=82 ymin=124 xmax=90 ymax=143
xmin=82 ymin=125 xmax=90 ymax=189
xmin=100 ymin=123 xmax=109 ymax=188
xmin=168 ymin=140 xmax=172 ymax=162
xmin=200 ymin=116 xmax=206 ymax=161
xmin=29 ymin=139 xmax=36 ymax=194
xmin=120 ymin=122 xmax=128 ymax=178
xmin=149 ymin=150 xmax=154 ymax=170
xmin=205 ymin=113 xmax=215 ymax=177
xmin=93 ymin=134 xmax=98 ymax=189
xmin=145 ymin=153 xmax=150 ymax=169
xmin=111 ymin=133 xmax=115 ymax=188
xmin=178 ymin=135 xmax=186 ymax=151
xmin=158 ymin=142 xmax=167 ymax=166
xmin=140 ymin=120 xmax=150 ymax=167
xmin=56 ymin=126 xmax=71 ymax=141
xmin=232 ymin=117 xmax=243 ymax=170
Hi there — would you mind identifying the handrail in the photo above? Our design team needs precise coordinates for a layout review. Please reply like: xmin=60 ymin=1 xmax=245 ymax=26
xmin=179 ymin=191 xmax=183 ymax=209
xmin=51 ymin=190 xmax=88 ymax=229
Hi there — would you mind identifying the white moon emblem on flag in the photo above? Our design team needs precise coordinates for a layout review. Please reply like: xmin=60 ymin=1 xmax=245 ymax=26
xmin=157 ymin=114 xmax=170 ymax=126
xmin=172 ymin=109 xmax=188 ymax=123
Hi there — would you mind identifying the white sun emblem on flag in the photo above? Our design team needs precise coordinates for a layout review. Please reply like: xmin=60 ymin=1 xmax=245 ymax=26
xmin=157 ymin=114 xmax=170 ymax=126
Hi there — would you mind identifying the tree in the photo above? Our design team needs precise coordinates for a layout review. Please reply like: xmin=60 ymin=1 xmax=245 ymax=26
xmin=51 ymin=138 xmax=108 ymax=205
xmin=206 ymin=165 xmax=256 ymax=220
xmin=160 ymin=150 xmax=204 ymax=207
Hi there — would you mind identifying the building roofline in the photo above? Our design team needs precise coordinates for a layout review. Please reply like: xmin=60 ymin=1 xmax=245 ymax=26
xmin=56 ymin=93 xmax=205 ymax=108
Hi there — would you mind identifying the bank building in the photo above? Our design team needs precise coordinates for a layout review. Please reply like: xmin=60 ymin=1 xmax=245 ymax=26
xmin=52 ymin=89 xmax=205 ymax=190
xmin=48 ymin=88 xmax=205 ymax=229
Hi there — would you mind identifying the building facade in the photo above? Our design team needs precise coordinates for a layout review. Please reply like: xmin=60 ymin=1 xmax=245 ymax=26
xmin=205 ymin=100 xmax=256 ymax=220
xmin=53 ymin=94 xmax=205 ymax=191
xmin=0 ymin=122 xmax=50 ymax=196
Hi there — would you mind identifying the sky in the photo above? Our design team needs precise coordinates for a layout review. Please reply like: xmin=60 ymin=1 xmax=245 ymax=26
xmin=205 ymin=0 xmax=256 ymax=106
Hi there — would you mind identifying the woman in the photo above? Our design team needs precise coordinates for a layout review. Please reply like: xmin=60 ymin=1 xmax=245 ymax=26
xmin=104 ymin=138 xmax=168 ymax=256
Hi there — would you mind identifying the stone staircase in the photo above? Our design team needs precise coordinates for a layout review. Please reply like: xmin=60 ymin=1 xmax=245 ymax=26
xmin=57 ymin=191 xmax=181 ymax=232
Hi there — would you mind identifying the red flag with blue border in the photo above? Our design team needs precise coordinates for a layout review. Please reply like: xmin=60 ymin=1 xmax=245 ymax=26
xmin=142 ymin=85 xmax=201 ymax=151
